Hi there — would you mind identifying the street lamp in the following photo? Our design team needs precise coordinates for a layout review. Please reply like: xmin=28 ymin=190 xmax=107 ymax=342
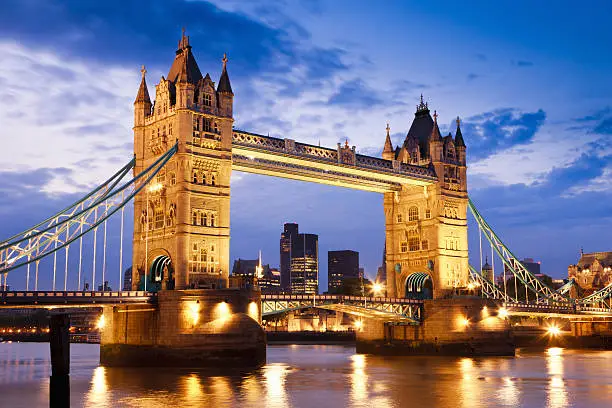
xmin=371 ymin=282 xmax=384 ymax=297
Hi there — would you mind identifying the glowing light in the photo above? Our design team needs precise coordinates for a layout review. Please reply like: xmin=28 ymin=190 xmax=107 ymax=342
xmin=547 ymin=347 xmax=563 ymax=356
xmin=467 ymin=283 xmax=475 ymax=290
xmin=371 ymin=282 xmax=384 ymax=296
xmin=215 ymin=301 xmax=231 ymax=322
xmin=248 ymin=301 xmax=259 ymax=322
xmin=187 ymin=301 xmax=200 ymax=326
xmin=147 ymin=182 xmax=163 ymax=193
xmin=459 ymin=317 xmax=470 ymax=329
xmin=354 ymin=320 xmax=363 ymax=331
xmin=96 ymin=315 xmax=105 ymax=330
xmin=481 ymin=306 xmax=489 ymax=318
xmin=498 ymin=307 xmax=508 ymax=319
xmin=547 ymin=325 xmax=561 ymax=336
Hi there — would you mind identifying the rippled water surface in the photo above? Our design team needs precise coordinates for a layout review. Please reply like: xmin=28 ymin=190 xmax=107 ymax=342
xmin=0 ymin=343 xmax=611 ymax=407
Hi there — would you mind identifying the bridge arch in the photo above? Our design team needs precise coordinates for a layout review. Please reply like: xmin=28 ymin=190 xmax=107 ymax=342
xmin=405 ymin=272 xmax=433 ymax=300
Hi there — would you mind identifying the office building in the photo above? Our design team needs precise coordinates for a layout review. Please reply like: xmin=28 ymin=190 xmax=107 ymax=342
xmin=280 ymin=223 xmax=299 ymax=291
xmin=328 ymin=250 xmax=359 ymax=293
xmin=290 ymin=233 xmax=319 ymax=294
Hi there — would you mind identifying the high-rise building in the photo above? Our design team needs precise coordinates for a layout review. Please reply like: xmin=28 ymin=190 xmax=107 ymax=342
xmin=290 ymin=233 xmax=319 ymax=294
xmin=123 ymin=267 xmax=132 ymax=291
xmin=280 ymin=223 xmax=299 ymax=291
xmin=328 ymin=250 xmax=359 ymax=293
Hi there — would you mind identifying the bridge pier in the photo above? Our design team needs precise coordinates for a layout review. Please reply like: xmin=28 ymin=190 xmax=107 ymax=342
xmin=49 ymin=313 xmax=70 ymax=408
xmin=100 ymin=288 xmax=266 ymax=367
xmin=356 ymin=298 xmax=514 ymax=356
xmin=568 ymin=317 xmax=612 ymax=349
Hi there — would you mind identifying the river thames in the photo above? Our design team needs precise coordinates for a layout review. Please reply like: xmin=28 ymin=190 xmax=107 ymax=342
xmin=0 ymin=343 xmax=611 ymax=407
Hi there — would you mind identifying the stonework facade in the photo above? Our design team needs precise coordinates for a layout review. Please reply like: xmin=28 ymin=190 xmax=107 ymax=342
xmin=568 ymin=251 xmax=612 ymax=292
xmin=132 ymin=33 xmax=233 ymax=290
xmin=383 ymin=98 xmax=468 ymax=298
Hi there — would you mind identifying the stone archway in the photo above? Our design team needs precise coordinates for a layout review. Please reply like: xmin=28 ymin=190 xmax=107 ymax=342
xmin=405 ymin=272 xmax=433 ymax=300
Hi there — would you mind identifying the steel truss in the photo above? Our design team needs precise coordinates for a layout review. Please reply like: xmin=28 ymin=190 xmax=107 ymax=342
xmin=468 ymin=264 xmax=517 ymax=302
xmin=261 ymin=294 xmax=422 ymax=322
xmin=468 ymin=198 xmax=570 ymax=305
xmin=0 ymin=143 xmax=177 ymax=275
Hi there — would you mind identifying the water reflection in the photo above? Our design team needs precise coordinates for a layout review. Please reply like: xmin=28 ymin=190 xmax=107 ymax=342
xmin=263 ymin=364 xmax=289 ymax=408
xmin=1 ymin=343 xmax=612 ymax=407
xmin=546 ymin=347 xmax=568 ymax=408
xmin=85 ymin=366 xmax=108 ymax=407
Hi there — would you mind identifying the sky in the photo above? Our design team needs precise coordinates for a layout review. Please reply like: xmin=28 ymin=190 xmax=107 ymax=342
xmin=0 ymin=0 xmax=611 ymax=291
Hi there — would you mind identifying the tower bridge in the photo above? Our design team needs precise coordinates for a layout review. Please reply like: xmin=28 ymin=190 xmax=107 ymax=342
xmin=1 ymin=31 xmax=612 ymax=366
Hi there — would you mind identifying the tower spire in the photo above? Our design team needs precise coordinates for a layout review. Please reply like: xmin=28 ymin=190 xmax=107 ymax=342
xmin=455 ymin=115 xmax=466 ymax=147
xmin=134 ymin=65 xmax=151 ymax=105
xmin=383 ymin=123 xmax=393 ymax=157
xmin=217 ymin=53 xmax=233 ymax=94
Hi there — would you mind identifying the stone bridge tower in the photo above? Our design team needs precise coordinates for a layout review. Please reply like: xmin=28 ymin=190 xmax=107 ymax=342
xmin=132 ymin=32 xmax=233 ymax=290
xmin=383 ymin=97 xmax=468 ymax=298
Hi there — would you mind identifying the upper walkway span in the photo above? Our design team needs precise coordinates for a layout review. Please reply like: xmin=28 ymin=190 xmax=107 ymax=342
xmin=232 ymin=131 xmax=437 ymax=193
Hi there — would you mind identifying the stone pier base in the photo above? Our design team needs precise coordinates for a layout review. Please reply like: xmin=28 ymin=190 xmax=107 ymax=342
xmin=356 ymin=297 xmax=514 ymax=356
xmin=100 ymin=288 xmax=266 ymax=368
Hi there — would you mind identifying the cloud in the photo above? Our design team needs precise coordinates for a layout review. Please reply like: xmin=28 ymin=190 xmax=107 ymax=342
xmin=462 ymin=108 xmax=546 ymax=161
xmin=327 ymin=79 xmax=384 ymax=109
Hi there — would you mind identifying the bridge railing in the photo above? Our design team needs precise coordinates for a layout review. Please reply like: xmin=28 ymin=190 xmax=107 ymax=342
xmin=0 ymin=291 xmax=156 ymax=306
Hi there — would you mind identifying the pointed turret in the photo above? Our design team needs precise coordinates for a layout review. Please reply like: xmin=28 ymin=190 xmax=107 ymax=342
xmin=383 ymin=123 xmax=394 ymax=160
xmin=217 ymin=53 xmax=233 ymax=94
xmin=134 ymin=65 xmax=151 ymax=105
xmin=455 ymin=116 xmax=466 ymax=147
xmin=430 ymin=110 xmax=442 ymax=142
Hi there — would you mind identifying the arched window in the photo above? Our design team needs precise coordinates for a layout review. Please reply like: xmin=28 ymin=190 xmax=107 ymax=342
xmin=397 ymin=213 xmax=402 ymax=223
xmin=202 ymin=173 xmax=207 ymax=185
xmin=210 ymin=214 xmax=216 ymax=227
xmin=201 ymin=213 xmax=207 ymax=226
xmin=400 ymin=242 xmax=408 ymax=253
xmin=192 ymin=210 xmax=198 ymax=225
xmin=167 ymin=205 xmax=175 ymax=227
xmin=192 ymin=170 xmax=198 ymax=183
xmin=154 ymin=207 xmax=164 ymax=229
xmin=200 ymin=248 xmax=207 ymax=263
xmin=211 ymin=174 xmax=216 ymax=186
xmin=408 ymin=206 xmax=419 ymax=222
xmin=170 ymin=172 xmax=176 ymax=185
xmin=168 ymin=123 xmax=173 ymax=135
xmin=425 ymin=209 xmax=431 ymax=219
xmin=421 ymin=240 xmax=428 ymax=251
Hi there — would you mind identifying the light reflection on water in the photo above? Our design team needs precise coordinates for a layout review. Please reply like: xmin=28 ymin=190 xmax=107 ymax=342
xmin=1 ymin=343 xmax=612 ymax=407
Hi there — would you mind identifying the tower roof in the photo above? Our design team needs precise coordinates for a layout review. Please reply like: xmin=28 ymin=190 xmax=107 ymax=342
xmin=404 ymin=95 xmax=435 ymax=158
xmin=217 ymin=53 xmax=233 ymax=94
xmin=455 ymin=116 xmax=466 ymax=147
xmin=167 ymin=30 xmax=203 ymax=85
xmin=134 ymin=65 xmax=151 ymax=105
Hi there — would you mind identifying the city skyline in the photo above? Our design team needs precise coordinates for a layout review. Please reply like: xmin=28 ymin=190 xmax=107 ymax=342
xmin=0 ymin=1 xmax=611 ymax=292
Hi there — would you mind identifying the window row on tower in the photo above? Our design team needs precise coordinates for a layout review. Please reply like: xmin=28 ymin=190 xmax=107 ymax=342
xmin=396 ymin=206 xmax=432 ymax=223
xmin=139 ymin=203 xmax=176 ymax=232
xmin=191 ymin=169 xmax=217 ymax=186
xmin=192 ymin=209 xmax=217 ymax=227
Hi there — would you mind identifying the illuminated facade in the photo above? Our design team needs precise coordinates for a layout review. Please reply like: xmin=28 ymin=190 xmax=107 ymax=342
xmin=132 ymin=32 xmax=233 ymax=290
xmin=280 ymin=223 xmax=299 ymax=291
xmin=568 ymin=251 xmax=612 ymax=291
xmin=383 ymin=98 xmax=468 ymax=298
xmin=290 ymin=233 xmax=319 ymax=294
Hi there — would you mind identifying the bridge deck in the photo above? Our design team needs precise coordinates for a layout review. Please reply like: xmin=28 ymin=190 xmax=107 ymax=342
xmin=0 ymin=291 xmax=155 ymax=308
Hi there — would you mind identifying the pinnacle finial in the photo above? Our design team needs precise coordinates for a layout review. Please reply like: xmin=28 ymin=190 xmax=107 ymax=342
xmin=420 ymin=93 xmax=424 ymax=104
xmin=456 ymin=116 xmax=461 ymax=128
xmin=222 ymin=53 xmax=228 ymax=70
xmin=433 ymin=110 xmax=438 ymax=123
xmin=386 ymin=123 xmax=390 ymax=136
xmin=140 ymin=65 xmax=146 ymax=79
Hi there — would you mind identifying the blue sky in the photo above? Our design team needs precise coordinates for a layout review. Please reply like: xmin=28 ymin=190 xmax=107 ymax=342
xmin=0 ymin=0 xmax=611 ymax=291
